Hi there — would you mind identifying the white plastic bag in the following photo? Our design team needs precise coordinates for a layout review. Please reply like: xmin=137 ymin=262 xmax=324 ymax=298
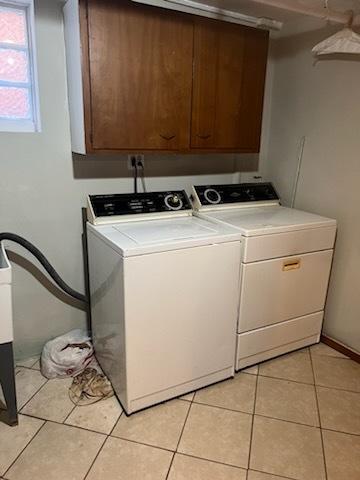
xmin=41 ymin=329 xmax=94 ymax=379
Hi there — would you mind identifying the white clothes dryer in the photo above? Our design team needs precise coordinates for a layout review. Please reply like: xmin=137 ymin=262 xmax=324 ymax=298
xmin=192 ymin=183 xmax=337 ymax=370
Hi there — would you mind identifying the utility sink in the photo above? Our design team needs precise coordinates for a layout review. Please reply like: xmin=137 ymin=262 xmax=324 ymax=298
xmin=0 ymin=242 xmax=13 ymax=344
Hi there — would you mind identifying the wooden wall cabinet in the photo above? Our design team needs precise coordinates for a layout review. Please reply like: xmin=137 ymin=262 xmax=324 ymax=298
xmin=64 ymin=0 xmax=269 ymax=154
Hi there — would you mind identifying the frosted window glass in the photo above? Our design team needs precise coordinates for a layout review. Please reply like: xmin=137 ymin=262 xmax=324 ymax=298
xmin=0 ymin=49 xmax=28 ymax=83
xmin=0 ymin=8 xmax=27 ymax=46
xmin=0 ymin=86 xmax=30 ymax=119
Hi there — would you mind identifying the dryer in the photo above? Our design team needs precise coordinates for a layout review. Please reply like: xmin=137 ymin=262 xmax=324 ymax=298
xmin=87 ymin=190 xmax=242 ymax=414
xmin=192 ymin=183 xmax=337 ymax=370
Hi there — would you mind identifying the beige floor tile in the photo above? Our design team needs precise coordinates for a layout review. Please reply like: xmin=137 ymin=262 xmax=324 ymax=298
xmin=247 ymin=472 xmax=290 ymax=480
xmin=65 ymin=396 xmax=122 ymax=434
xmin=312 ymin=355 xmax=360 ymax=392
xmin=21 ymin=378 xmax=74 ymax=422
xmin=32 ymin=360 xmax=41 ymax=371
xmin=194 ymin=373 xmax=256 ymax=414
xmin=242 ymin=365 xmax=259 ymax=375
xmin=255 ymin=376 xmax=319 ymax=426
xmin=0 ymin=368 xmax=47 ymax=410
xmin=168 ymin=454 xmax=247 ymax=480
xmin=0 ymin=414 xmax=44 ymax=476
xmin=317 ymin=386 xmax=360 ymax=435
xmin=112 ymin=399 xmax=189 ymax=450
xmin=259 ymin=350 xmax=314 ymax=384
xmin=6 ymin=422 xmax=105 ymax=480
xmin=250 ymin=416 xmax=326 ymax=480
xmin=16 ymin=357 xmax=40 ymax=369
xmin=323 ymin=430 xmax=360 ymax=480
xmin=180 ymin=392 xmax=194 ymax=402
xmin=310 ymin=342 xmax=348 ymax=358
xmin=86 ymin=437 xmax=172 ymax=480
xmin=178 ymin=403 xmax=252 ymax=468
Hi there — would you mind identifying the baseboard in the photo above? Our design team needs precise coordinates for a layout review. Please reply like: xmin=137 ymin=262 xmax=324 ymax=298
xmin=321 ymin=334 xmax=360 ymax=364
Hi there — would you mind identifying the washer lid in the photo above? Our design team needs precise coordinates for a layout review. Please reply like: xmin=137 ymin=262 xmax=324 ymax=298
xmin=199 ymin=205 xmax=337 ymax=236
xmin=88 ymin=215 xmax=242 ymax=256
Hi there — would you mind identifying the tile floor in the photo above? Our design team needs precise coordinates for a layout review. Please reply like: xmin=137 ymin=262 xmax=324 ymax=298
xmin=0 ymin=343 xmax=359 ymax=480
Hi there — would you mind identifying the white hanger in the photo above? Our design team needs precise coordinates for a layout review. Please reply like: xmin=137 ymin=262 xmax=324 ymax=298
xmin=312 ymin=4 xmax=360 ymax=56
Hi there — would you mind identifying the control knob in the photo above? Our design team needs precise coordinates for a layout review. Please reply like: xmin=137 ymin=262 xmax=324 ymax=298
xmin=165 ymin=194 xmax=183 ymax=211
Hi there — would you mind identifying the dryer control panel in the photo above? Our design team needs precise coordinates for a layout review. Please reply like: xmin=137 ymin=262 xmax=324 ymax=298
xmin=191 ymin=183 xmax=280 ymax=211
xmin=88 ymin=191 xmax=192 ymax=225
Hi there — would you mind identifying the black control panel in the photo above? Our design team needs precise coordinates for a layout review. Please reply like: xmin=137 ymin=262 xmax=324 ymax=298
xmin=89 ymin=191 xmax=191 ymax=218
xmin=194 ymin=183 xmax=279 ymax=206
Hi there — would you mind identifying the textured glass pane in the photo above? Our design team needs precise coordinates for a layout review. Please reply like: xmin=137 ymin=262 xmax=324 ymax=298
xmin=0 ymin=86 xmax=30 ymax=119
xmin=0 ymin=49 xmax=28 ymax=82
xmin=0 ymin=7 xmax=27 ymax=46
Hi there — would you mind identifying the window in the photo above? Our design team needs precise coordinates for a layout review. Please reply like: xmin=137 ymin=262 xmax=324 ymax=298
xmin=0 ymin=0 xmax=40 ymax=132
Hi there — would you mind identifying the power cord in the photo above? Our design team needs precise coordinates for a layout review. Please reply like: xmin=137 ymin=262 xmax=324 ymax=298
xmin=131 ymin=157 xmax=138 ymax=194
xmin=137 ymin=157 xmax=146 ymax=193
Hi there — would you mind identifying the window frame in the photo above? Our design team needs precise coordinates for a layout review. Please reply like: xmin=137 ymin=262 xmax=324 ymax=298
xmin=0 ymin=0 xmax=41 ymax=133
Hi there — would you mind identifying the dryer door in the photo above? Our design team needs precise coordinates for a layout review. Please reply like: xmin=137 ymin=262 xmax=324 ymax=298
xmin=238 ymin=249 xmax=333 ymax=333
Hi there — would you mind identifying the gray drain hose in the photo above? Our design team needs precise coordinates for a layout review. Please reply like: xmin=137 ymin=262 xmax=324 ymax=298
xmin=0 ymin=233 xmax=88 ymax=304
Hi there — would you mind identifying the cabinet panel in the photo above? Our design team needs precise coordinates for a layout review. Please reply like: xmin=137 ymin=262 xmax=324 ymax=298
xmin=87 ymin=0 xmax=193 ymax=151
xmin=191 ymin=17 xmax=268 ymax=151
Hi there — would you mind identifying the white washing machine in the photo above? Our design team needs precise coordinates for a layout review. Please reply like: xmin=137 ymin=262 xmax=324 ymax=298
xmin=87 ymin=190 xmax=242 ymax=414
xmin=192 ymin=183 xmax=337 ymax=370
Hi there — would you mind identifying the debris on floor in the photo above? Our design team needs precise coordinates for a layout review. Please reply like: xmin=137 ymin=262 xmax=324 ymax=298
xmin=39 ymin=329 xmax=114 ymax=406
xmin=69 ymin=366 xmax=114 ymax=406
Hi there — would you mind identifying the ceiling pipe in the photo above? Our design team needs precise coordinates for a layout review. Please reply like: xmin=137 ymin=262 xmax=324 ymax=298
xmin=132 ymin=0 xmax=283 ymax=29
xmin=248 ymin=0 xmax=360 ymax=25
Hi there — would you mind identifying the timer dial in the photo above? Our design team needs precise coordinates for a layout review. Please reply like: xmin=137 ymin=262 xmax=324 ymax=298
xmin=204 ymin=188 xmax=221 ymax=205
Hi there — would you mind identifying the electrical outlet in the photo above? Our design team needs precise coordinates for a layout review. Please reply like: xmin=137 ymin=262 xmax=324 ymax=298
xmin=127 ymin=154 xmax=145 ymax=170
xmin=135 ymin=154 xmax=145 ymax=168
xmin=127 ymin=155 xmax=137 ymax=170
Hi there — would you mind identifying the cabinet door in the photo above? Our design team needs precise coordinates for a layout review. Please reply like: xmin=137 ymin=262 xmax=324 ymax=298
xmin=87 ymin=0 xmax=193 ymax=151
xmin=191 ymin=18 xmax=268 ymax=151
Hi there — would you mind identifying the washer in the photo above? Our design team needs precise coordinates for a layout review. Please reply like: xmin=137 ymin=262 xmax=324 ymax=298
xmin=192 ymin=183 xmax=337 ymax=370
xmin=87 ymin=190 xmax=242 ymax=414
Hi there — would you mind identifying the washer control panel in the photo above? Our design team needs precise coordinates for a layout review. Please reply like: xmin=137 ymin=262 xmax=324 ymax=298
xmin=88 ymin=191 xmax=191 ymax=224
xmin=192 ymin=183 xmax=279 ymax=209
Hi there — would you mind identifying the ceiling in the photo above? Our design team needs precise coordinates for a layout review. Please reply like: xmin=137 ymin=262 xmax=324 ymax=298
xmin=182 ymin=0 xmax=360 ymax=24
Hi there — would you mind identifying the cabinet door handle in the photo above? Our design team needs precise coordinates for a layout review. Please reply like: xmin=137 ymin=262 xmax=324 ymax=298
xmin=196 ymin=134 xmax=211 ymax=140
xmin=160 ymin=134 xmax=176 ymax=141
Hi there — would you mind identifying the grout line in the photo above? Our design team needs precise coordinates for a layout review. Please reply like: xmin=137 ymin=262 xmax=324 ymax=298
xmin=3 ymin=419 xmax=46 ymax=477
xmin=309 ymin=350 xmax=328 ymax=480
xmin=109 ymin=435 xmax=175 ymax=454
xmin=192 ymin=399 xmax=253 ymax=417
xmin=165 ymin=452 xmax=176 ymax=480
xmin=252 ymin=412 xmax=321 ymax=430
xmin=247 ymin=373 xmax=259 ymax=470
xmin=83 ymin=430 xmax=108 ymax=480
xmin=17 ymin=377 xmax=49 ymax=414
xmin=321 ymin=427 xmax=360 ymax=437
xmin=173 ymin=451 xmax=248 ymax=473
xmin=165 ymin=396 xmax=193 ymax=479
xmin=252 ymin=371 xmax=360 ymax=395
xmin=62 ymin=402 xmax=77 ymax=424
xmin=108 ymin=410 xmax=124 ymax=437
xmin=248 ymin=467 xmax=298 ymax=480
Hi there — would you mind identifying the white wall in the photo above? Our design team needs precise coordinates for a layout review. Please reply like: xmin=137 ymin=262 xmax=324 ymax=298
xmin=261 ymin=20 xmax=360 ymax=352
xmin=0 ymin=0 xmax=252 ymax=359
